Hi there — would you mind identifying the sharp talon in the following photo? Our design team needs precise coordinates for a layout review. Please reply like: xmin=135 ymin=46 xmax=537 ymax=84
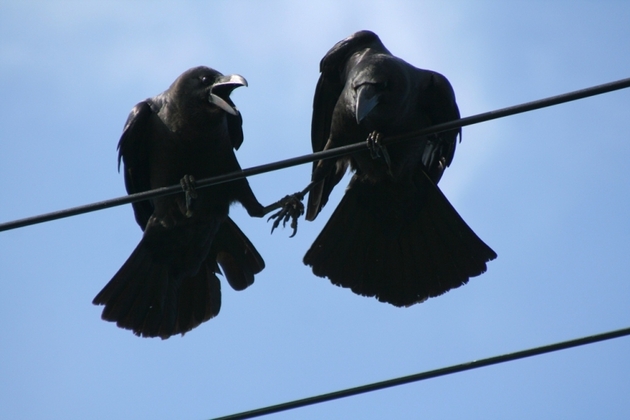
xmin=367 ymin=132 xmax=380 ymax=159
xmin=291 ymin=223 xmax=302 ymax=236
xmin=267 ymin=193 xmax=305 ymax=237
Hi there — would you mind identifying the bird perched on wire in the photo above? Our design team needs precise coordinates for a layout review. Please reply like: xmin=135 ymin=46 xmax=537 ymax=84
xmin=275 ymin=30 xmax=497 ymax=306
xmin=93 ymin=66 xmax=294 ymax=339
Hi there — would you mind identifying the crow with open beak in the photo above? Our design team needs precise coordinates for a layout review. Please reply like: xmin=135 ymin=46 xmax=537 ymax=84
xmin=93 ymin=66 xmax=283 ymax=339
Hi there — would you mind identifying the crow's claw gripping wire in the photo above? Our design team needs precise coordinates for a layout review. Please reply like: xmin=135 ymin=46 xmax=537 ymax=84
xmin=366 ymin=131 xmax=393 ymax=176
xmin=180 ymin=174 xmax=198 ymax=218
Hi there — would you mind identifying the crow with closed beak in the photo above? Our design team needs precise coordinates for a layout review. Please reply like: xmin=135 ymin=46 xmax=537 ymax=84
xmin=93 ymin=66 xmax=291 ymax=339
xmin=282 ymin=31 xmax=497 ymax=306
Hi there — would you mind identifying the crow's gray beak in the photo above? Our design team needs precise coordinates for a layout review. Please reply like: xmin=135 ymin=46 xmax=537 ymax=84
xmin=209 ymin=93 xmax=238 ymax=115
xmin=209 ymin=74 xmax=248 ymax=115
xmin=355 ymin=83 xmax=380 ymax=124
xmin=214 ymin=73 xmax=248 ymax=88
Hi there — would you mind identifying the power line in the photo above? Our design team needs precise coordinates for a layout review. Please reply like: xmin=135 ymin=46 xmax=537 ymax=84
xmin=210 ymin=326 xmax=630 ymax=420
xmin=1 ymin=76 xmax=630 ymax=234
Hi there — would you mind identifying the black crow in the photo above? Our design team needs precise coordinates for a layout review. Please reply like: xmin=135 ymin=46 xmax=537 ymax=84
xmin=295 ymin=31 xmax=497 ymax=306
xmin=93 ymin=66 xmax=285 ymax=338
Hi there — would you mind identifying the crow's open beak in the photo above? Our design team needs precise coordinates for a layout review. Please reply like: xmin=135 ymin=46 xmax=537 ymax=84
xmin=209 ymin=74 xmax=248 ymax=115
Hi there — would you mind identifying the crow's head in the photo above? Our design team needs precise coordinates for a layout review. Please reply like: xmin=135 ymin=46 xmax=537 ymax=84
xmin=351 ymin=58 xmax=409 ymax=126
xmin=171 ymin=66 xmax=248 ymax=116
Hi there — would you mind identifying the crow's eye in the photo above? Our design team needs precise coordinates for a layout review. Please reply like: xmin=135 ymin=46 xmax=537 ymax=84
xmin=200 ymin=75 xmax=211 ymax=85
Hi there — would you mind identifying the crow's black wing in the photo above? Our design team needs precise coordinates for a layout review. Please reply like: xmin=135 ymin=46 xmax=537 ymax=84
xmin=311 ymin=30 xmax=389 ymax=155
xmin=306 ymin=71 xmax=349 ymax=220
xmin=226 ymin=100 xmax=244 ymax=150
xmin=307 ymin=32 xmax=385 ymax=219
xmin=116 ymin=101 xmax=155 ymax=230
xmin=416 ymin=69 xmax=462 ymax=182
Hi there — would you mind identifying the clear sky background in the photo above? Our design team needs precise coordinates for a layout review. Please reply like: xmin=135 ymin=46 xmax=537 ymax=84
xmin=1 ymin=2 xmax=630 ymax=419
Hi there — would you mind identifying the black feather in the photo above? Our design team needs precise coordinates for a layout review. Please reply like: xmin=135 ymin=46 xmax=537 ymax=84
xmin=303 ymin=31 xmax=496 ymax=306
xmin=93 ymin=66 xmax=265 ymax=339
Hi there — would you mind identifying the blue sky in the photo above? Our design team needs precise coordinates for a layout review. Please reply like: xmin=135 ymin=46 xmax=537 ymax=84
xmin=1 ymin=2 xmax=630 ymax=419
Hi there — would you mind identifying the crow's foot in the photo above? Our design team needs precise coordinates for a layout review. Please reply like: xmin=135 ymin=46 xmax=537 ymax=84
xmin=366 ymin=131 xmax=393 ymax=176
xmin=180 ymin=174 xmax=198 ymax=218
xmin=267 ymin=193 xmax=305 ymax=237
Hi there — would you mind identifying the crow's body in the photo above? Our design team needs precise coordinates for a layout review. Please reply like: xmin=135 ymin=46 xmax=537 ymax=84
xmin=93 ymin=66 xmax=267 ymax=339
xmin=302 ymin=31 xmax=496 ymax=306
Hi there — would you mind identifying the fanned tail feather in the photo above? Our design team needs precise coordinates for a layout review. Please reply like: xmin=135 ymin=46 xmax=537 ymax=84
xmin=93 ymin=236 xmax=222 ymax=339
xmin=303 ymin=173 xmax=496 ymax=306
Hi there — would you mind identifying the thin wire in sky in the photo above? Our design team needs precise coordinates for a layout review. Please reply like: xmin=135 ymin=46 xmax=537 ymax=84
xmin=211 ymin=326 xmax=630 ymax=420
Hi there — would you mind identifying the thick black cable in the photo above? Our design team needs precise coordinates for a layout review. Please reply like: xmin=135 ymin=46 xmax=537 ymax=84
xmin=1 ymin=76 xmax=630 ymax=233
xmin=210 ymin=326 xmax=630 ymax=420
